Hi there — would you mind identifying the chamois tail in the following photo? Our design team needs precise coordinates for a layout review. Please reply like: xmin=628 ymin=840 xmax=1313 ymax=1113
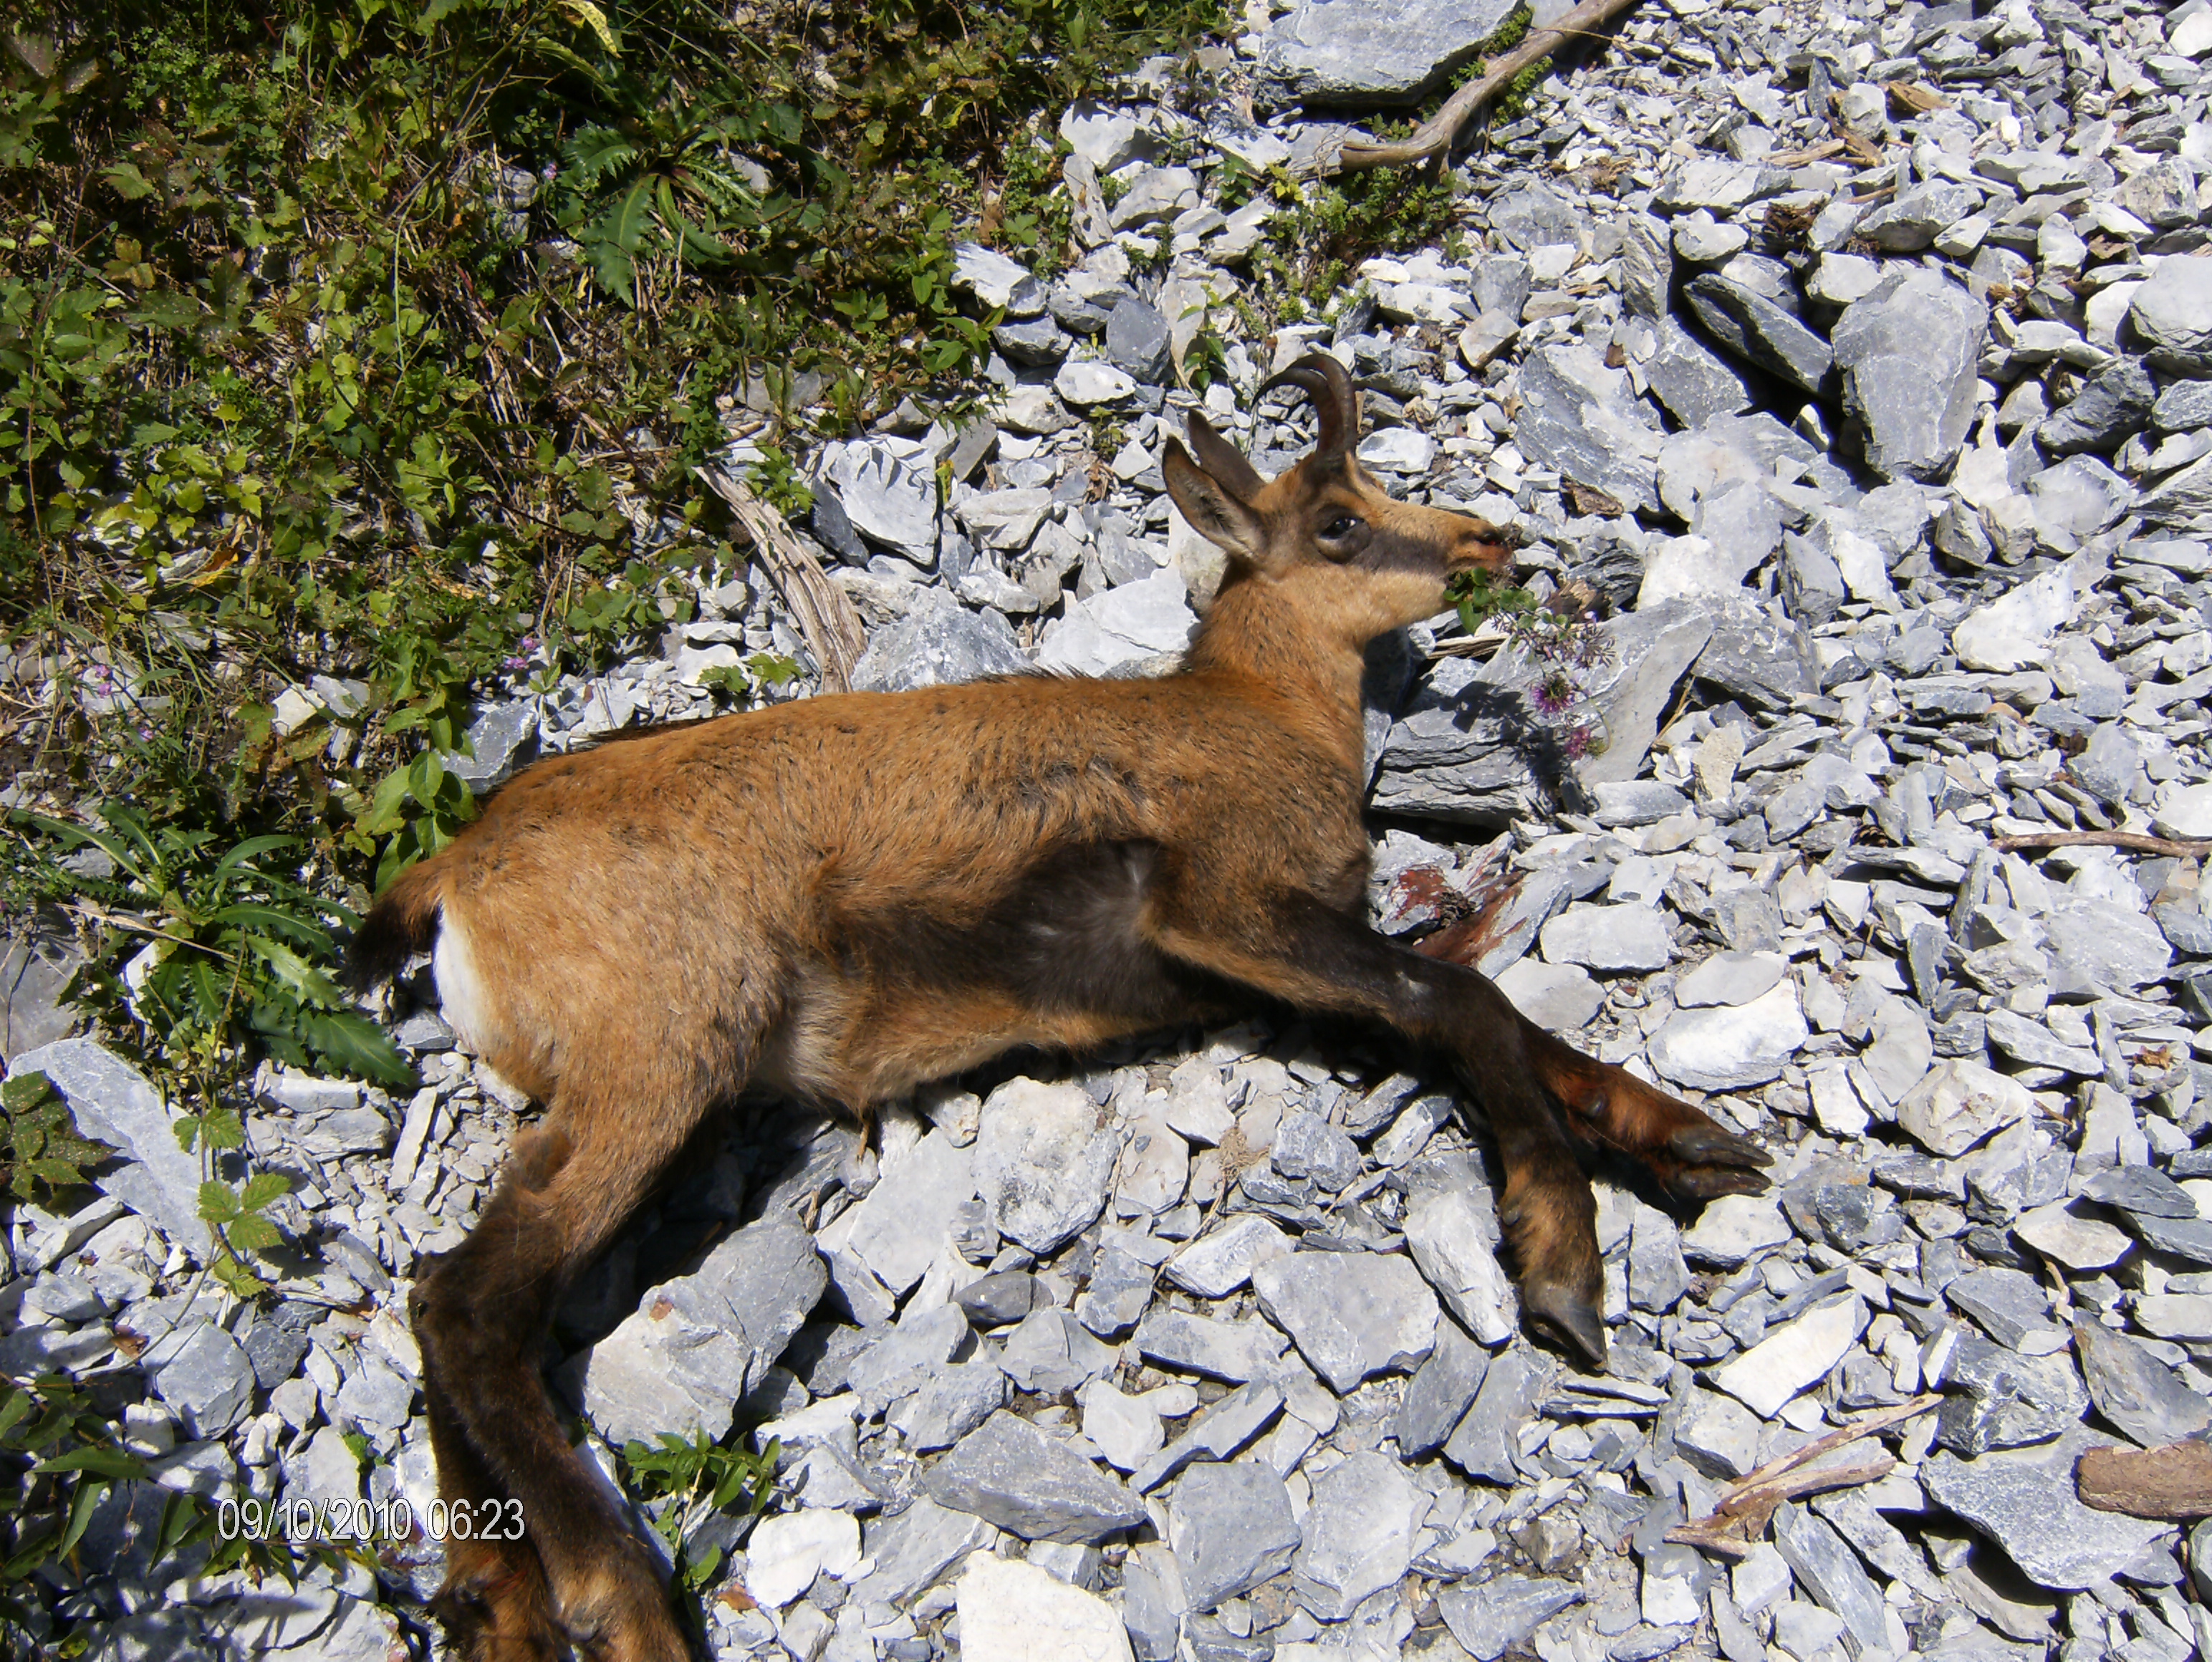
xmin=345 ymin=857 xmax=449 ymax=992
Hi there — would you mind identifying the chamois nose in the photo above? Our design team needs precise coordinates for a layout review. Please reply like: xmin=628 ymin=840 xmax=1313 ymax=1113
xmin=1457 ymin=519 xmax=1524 ymax=573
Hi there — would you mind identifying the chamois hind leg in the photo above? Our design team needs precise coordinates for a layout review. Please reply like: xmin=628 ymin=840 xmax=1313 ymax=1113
xmin=413 ymin=1053 xmax=736 ymax=1662
xmin=1141 ymin=887 xmax=1610 ymax=1365
xmin=1515 ymin=1021 xmax=1773 ymax=1201
xmin=418 ymin=1361 xmax=562 ymax=1659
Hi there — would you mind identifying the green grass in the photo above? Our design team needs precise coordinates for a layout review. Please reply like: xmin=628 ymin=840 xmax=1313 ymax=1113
xmin=0 ymin=0 xmax=1221 ymax=1646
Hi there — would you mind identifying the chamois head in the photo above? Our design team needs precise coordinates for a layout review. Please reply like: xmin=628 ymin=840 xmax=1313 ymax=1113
xmin=1162 ymin=352 xmax=1521 ymax=645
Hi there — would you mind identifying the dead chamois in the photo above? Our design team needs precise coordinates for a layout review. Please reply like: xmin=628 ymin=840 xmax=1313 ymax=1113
xmin=349 ymin=354 xmax=1771 ymax=1662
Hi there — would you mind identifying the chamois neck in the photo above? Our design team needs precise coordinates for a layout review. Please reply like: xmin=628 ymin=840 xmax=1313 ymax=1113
xmin=1179 ymin=575 xmax=1372 ymax=746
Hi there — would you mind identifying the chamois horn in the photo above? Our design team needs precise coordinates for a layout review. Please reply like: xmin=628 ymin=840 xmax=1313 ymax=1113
xmin=1259 ymin=351 xmax=1358 ymax=461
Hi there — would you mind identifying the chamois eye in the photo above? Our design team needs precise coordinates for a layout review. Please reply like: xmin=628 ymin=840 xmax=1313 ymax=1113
xmin=1322 ymin=514 xmax=1361 ymax=539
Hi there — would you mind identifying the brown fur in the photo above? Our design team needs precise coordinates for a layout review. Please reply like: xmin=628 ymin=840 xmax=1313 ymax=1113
xmin=357 ymin=357 xmax=1769 ymax=1661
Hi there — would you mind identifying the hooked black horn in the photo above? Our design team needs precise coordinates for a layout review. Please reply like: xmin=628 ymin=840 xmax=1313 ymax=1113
xmin=1258 ymin=351 xmax=1357 ymax=461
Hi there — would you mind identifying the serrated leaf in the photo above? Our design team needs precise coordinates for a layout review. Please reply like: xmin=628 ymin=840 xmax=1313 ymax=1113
xmin=240 ymin=1170 xmax=292 ymax=1210
xmin=198 ymin=1180 xmax=241 ymax=1222
xmin=295 ymin=1007 xmax=417 ymax=1090
xmin=226 ymin=1214 xmax=282 ymax=1252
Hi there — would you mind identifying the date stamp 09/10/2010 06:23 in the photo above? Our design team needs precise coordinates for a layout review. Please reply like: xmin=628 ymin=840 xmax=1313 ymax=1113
xmin=216 ymin=1494 xmax=525 ymax=1546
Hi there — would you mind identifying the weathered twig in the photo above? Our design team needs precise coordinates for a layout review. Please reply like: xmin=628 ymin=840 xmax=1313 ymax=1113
xmin=698 ymin=465 xmax=869 ymax=695
xmin=1991 ymin=829 xmax=2212 ymax=858
xmin=2078 ymin=1439 xmax=2212 ymax=1519
xmin=1332 ymin=0 xmax=1645 ymax=175
xmin=1666 ymin=1393 xmax=1942 ymax=1558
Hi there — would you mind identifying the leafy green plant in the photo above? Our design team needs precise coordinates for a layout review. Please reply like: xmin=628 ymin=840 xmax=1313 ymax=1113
xmin=1447 ymin=570 xmax=1612 ymax=762
xmin=624 ymin=1430 xmax=780 ymax=1602
xmin=0 ymin=1072 xmax=109 ymax=1201
xmin=11 ymin=804 xmax=413 ymax=1090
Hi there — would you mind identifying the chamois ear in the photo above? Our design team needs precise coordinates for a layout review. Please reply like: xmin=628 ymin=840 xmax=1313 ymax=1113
xmin=1185 ymin=411 xmax=1265 ymax=504
xmin=1163 ymin=437 xmax=1268 ymax=567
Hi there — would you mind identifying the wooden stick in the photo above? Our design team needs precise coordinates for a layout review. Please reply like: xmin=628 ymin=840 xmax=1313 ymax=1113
xmin=698 ymin=466 xmax=869 ymax=696
xmin=1332 ymin=0 xmax=1645 ymax=175
xmin=1991 ymin=830 xmax=2212 ymax=858
xmin=1666 ymin=1393 xmax=1942 ymax=1557
xmin=2077 ymin=1440 xmax=2212 ymax=1519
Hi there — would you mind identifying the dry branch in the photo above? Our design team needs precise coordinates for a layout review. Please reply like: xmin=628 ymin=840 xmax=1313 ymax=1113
xmin=1667 ymin=1393 xmax=1942 ymax=1557
xmin=698 ymin=465 xmax=870 ymax=695
xmin=1332 ymin=0 xmax=1645 ymax=175
xmin=1990 ymin=829 xmax=2212 ymax=858
xmin=2077 ymin=1439 xmax=2212 ymax=1519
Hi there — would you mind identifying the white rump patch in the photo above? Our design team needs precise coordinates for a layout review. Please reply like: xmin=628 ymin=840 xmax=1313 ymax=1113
xmin=431 ymin=908 xmax=496 ymax=1057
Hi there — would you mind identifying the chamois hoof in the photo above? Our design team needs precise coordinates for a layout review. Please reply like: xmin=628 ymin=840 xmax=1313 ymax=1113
xmin=1521 ymin=1277 xmax=1609 ymax=1370
xmin=1661 ymin=1121 xmax=1775 ymax=1201
xmin=432 ymin=1558 xmax=566 ymax=1662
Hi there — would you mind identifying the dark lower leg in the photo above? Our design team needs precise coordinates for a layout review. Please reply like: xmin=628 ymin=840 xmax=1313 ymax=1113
xmin=415 ymin=1138 xmax=693 ymax=1662
xmin=1519 ymin=1021 xmax=1772 ymax=1199
xmin=418 ymin=1360 xmax=562 ymax=1661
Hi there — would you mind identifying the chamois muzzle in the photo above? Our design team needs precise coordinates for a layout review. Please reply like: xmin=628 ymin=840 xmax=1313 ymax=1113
xmin=1259 ymin=351 xmax=1359 ymax=460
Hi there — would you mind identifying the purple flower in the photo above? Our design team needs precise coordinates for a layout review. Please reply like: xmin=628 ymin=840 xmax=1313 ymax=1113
xmin=1531 ymin=675 xmax=1575 ymax=717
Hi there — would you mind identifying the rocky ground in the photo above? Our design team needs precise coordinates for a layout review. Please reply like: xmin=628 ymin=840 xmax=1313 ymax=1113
xmin=9 ymin=0 xmax=2212 ymax=1656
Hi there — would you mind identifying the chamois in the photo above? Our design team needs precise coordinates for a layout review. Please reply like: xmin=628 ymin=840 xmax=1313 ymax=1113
xmin=350 ymin=353 xmax=1771 ymax=1662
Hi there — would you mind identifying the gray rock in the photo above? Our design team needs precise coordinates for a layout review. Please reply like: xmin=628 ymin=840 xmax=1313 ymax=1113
xmin=442 ymin=697 xmax=539 ymax=792
xmin=148 ymin=1322 xmax=258 ymax=1439
xmin=1853 ymin=183 xmax=1983 ymax=252
xmin=836 ymin=1127 xmax=978 ymax=1293
xmin=1628 ymin=1204 xmax=1691 ymax=1313
xmin=1542 ymin=905 xmax=1673 ymax=973
xmin=1645 ymin=318 xmax=1755 ymax=428
xmin=577 ymin=1218 xmax=825 ymax=1446
xmin=952 ymin=243 xmax=1046 ymax=317
xmin=957 ymin=1269 xmax=1045 ymax=1329
xmin=1120 ymin=1543 xmax=1187 ymax=1662
xmin=920 ymin=1411 xmax=1145 ymax=1544
xmin=1675 ymin=1388 xmax=1761 ymax=1479
xmin=1946 ymin=1268 xmax=2059 ymax=1350
xmin=1105 ymin=299 xmax=1173 ymax=385
xmin=2153 ymin=379 xmax=2212 ymax=433
xmin=1130 ymin=1380 xmax=1282 ymax=1492
xmin=1922 ymin=1431 xmax=2169 ymax=1591
xmin=1683 ymin=274 xmax=1834 ymax=393
xmin=852 ymin=1497 xmax=998 ymax=1607
xmin=1438 ymin=1575 xmax=1583 ymax=1662
xmin=1261 ymin=0 xmax=1521 ymax=104
xmin=1134 ymin=1309 xmax=1288 ymax=1382
xmin=991 ymin=314 xmax=1071 ymax=368
xmin=1397 ymin=1318 xmax=1490 ymax=1459
xmin=1773 ymin=1503 xmax=1888 ymax=1650
xmin=1271 ymin=1111 xmax=1361 ymax=1191
xmin=11 ymin=1039 xmax=211 ymax=1256
xmin=2039 ymin=357 xmax=2156 ymax=456
xmin=1831 ymin=269 xmax=1987 ymax=482
xmin=846 ymin=1305 xmax=971 ymax=1412
xmin=2127 ymin=257 xmax=2212 ymax=375
xmin=1292 ymin=1450 xmax=1424 ymax=1621
xmin=2073 ymin=1318 xmax=2211 ymax=1448
xmin=1648 ymin=978 xmax=1806 ymax=1092
xmin=2083 ymin=1166 xmax=2196 ymax=1219
xmin=1691 ymin=600 xmax=1823 ymax=712
xmin=974 ymin=1079 xmax=1118 ymax=1253
xmin=2044 ymin=898 xmax=2172 ymax=992
xmin=1372 ymin=600 xmax=1711 ymax=827
xmin=824 ymin=440 xmax=940 ymax=557
xmin=1445 ymin=1346 xmax=1546 ymax=1482
xmin=1982 ymin=1007 xmax=2101 ymax=1075
xmin=997 ymin=1308 xmax=1118 ymax=1396
xmin=1168 ymin=1460 xmax=1302 ymax=1612
xmin=1934 ymin=1333 xmax=2091 ymax=1456
xmin=1165 ymin=1216 xmax=1293 ymax=1300
xmin=1620 ymin=216 xmax=1673 ymax=320
xmin=1076 ymin=1244 xmax=1155 ymax=1340
xmin=1514 ymin=343 xmax=1665 ymax=513
xmin=1251 ymin=1250 xmax=1436 ymax=1393
xmin=1403 ymin=1187 xmax=1516 ymax=1344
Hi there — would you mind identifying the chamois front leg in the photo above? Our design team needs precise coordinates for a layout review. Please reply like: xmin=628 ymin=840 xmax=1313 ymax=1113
xmin=1518 ymin=1022 xmax=1774 ymax=1202
xmin=1145 ymin=888 xmax=1612 ymax=1363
